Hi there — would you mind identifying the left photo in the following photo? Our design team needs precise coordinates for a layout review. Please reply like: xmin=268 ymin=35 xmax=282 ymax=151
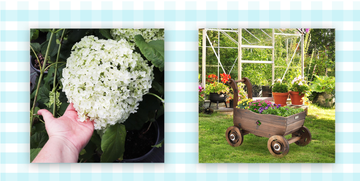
xmin=30 ymin=29 xmax=164 ymax=163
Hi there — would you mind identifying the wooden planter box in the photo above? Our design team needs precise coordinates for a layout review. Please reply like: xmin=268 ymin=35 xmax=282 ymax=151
xmin=225 ymin=78 xmax=312 ymax=157
xmin=233 ymin=108 xmax=306 ymax=138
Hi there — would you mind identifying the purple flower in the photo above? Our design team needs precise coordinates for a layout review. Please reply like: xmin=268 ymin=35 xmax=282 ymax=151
xmin=305 ymin=28 xmax=310 ymax=33
xmin=277 ymin=104 xmax=281 ymax=108
xmin=265 ymin=107 xmax=268 ymax=110
xmin=259 ymin=110 xmax=263 ymax=113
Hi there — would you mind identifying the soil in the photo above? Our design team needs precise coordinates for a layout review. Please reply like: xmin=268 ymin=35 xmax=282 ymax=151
xmin=123 ymin=121 xmax=158 ymax=159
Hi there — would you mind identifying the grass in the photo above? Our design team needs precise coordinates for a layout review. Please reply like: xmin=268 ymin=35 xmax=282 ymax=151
xmin=198 ymin=104 xmax=335 ymax=163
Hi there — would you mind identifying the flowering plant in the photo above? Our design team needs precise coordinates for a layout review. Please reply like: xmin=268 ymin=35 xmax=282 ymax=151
xmin=199 ymin=85 xmax=205 ymax=110
xmin=111 ymin=29 xmax=164 ymax=47
xmin=247 ymin=100 xmax=279 ymax=114
xmin=237 ymin=98 xmax=253 ymax=109
xmin=30 ymin=29 xmax=164 ymax=163
xmin=204 ymin=82 xmax=230 ymax=95
xmin=272 ymin=79 xmax=288 ymax=93
xmin=261 ymin=106 xmax=304 ymax=117
xmin=226 ymin=83 xmax=247 ymax=103
xmin=61 ymin=36 xmax=154 ymax=130
xmin=206 ymin=74 xmax=218 ymax=84
xmin=220 ymin=73 xmax=231 ymax=84
xmin=290 ymin=75 xmax=310 ymax=95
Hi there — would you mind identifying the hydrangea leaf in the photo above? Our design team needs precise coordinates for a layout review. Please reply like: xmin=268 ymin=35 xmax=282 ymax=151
xmin=124 ymin=95 xmax=160 ymax=131
xmin=100 ymin=123 xmax=126 ymax=162
xmin=30 ymin=148 xmax=42 ymax=162
xmin=30 ymin=29 xmax=39 ymax=41
xmin=134 ymin=35 xmax=164 ymax=71
xmin=99 ymin=29 xmax=112 ymax=39
xmin=30 ymin=131 xmax=49 ymax=149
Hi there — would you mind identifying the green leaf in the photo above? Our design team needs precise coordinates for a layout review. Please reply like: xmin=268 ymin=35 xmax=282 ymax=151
xmin=90 ymin=131 xmax=101 ymax=148
xmin=31 ymin=121 xmax=45 ymax=134
xmin=80 ymin=149 xmax=86 ymax=155
xmin=151 ymin=139 xmax=164 ymax=148
xmin=30 ymin=29 xmax=39 ymax=41
xmin=100 ymin=124 xmax=126 ymax=162
xmin=30 ymin=131 xmax=49 ymax=149
xmin=124 ymin=94 xmax=160 ymax=130
xmin=30 ymin=43 xmax=41 ymax=53
xmin=134 ymin=35 xmax=164 ymax=71
xmin=99 ymin=29 xmax=112 ymax=39
xmin=151 ymin=80 xmax=164 ymax=95
xmin=58 ymin=102 xmax=69 ymax=116
xmin=30 ymin=148 xmax=42 ymax=162
xmin=37 ymin=86 xmax=50 ymax=105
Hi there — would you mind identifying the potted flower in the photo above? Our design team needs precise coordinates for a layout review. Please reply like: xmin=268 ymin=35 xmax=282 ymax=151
xmin=226 ymin=83 xmax=247 ymax=108
xmin=289 ymin=75 xmax=310 ymax=105
xmin=272 ymin=79 xmax=289 ymax=106
xmin=204 ymin=81 xmax=230 ymax=109
xmin=199 ymin=85 xmax=205 ymax=112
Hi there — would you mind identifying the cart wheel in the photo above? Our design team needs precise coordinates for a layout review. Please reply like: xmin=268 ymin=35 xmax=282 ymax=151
xmin=267 ymin=135 xmax=289 ymax=157
xmin=225 ymin=126 xmax=243 ymax=147
xmin=292 ymin=126 xmax=312 ymax=146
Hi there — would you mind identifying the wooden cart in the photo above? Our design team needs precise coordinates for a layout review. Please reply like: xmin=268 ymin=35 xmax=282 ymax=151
xmin=225 ymin=78 xmax=311 ymax=157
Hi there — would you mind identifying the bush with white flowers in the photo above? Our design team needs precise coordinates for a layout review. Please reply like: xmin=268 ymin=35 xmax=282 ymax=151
xmin=111 ymin=29 xmax=164 ymax=47
xmin=61 ymin=35 xmax=154 ymax=130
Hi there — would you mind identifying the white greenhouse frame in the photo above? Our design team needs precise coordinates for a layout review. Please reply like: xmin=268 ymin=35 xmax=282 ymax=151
xmin=201 ymin=28 xmax=305 ymax=88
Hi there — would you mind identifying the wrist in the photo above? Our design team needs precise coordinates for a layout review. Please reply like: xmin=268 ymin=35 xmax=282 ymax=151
xmin=49 ymin=136 xmax=80 ymax=161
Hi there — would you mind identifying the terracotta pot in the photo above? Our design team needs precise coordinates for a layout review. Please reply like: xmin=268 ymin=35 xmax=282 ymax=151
xmin=289 ymin=91 xmax=304 ymax=105
xmin=272 ymin=92 xmax=288 ymax=107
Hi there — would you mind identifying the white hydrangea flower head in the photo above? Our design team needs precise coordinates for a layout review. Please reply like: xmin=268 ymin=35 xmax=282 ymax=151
xmin=61 ymin=35 xmax=154 ymax=130
xmin=110 ymin=29 xmax=164 ymax=47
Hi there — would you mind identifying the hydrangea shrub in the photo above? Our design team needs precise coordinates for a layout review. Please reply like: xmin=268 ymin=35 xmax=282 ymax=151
xmin=111 ymin=29 xmax=164 ymax=47
xmin=61 ymin=35 xmax=154 ymax=130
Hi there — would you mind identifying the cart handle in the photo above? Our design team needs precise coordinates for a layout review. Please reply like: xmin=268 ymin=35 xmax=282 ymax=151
xmin=227 ymin=78 xmax=253 ymax=108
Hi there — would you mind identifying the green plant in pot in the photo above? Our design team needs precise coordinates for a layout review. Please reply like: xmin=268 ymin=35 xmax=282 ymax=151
xmin=310 ymin=75 xmax=335 ymax=107
xmin=204 ymin=81 xmax=230 ymax=109
xmin=289 ymin=75 xmax=310 ymax=105
xmin=271 ymin=79 xmax=289 ymax=107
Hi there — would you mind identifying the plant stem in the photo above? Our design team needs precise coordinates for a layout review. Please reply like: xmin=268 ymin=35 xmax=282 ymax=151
xmin=147 ymin=92 xmax=164 ymax=107
xmin=30 ymin=29 xmax=55 ymax=136
xmin=30 ymin=45 xmax=42 ymax=70
xmin=52 ymin=29 xmax=66 ymax=116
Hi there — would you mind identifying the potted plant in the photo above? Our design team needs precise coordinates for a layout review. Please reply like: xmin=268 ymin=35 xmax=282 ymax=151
xmin=199 ymin=85 xmax=205 ymax=112
xmin=310 ymin=75 xmax=335 ymax=107
xmin=289 ymin=75 xmax=310 ymax=105
xmin=204 ymin=81 xmax=230 ymax=109
xmin=226 ymin=83 xmax=247 ymax=108
xmin=272 ymin=79 xmax=289 ymax=106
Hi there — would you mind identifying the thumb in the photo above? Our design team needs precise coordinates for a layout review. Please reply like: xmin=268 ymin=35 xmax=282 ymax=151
xmin=38 ymin=109 xmax=55 ymax=122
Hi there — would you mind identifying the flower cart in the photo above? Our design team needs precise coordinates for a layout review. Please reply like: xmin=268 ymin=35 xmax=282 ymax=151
xmin=225 ymin=78 xmax=311 ymax=157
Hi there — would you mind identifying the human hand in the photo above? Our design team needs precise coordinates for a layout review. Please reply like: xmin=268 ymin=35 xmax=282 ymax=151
xmin=37 ymin=103 xmax=94 ymax=155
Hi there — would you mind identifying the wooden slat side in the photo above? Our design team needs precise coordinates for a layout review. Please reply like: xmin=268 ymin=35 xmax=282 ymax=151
xmin=285 ymin=119 xmax=305 ymax=135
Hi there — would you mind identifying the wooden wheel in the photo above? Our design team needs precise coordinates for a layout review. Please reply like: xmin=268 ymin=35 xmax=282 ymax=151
xmin=225 ymin=126 xmax=243 ymax=147
xmin=292 ymin=126 xmax=312 ymax=146
xmin=267 ymin=135 xmax=289 ymax=157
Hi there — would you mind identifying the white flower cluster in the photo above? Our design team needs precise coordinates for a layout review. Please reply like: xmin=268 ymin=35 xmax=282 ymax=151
xmin=111 ymin=29 xmax=164 ymax=47
xmin=61 ymin=35 xmax=154 ymax=130
xmin=292 ymin=75 xmax=304 ymax=85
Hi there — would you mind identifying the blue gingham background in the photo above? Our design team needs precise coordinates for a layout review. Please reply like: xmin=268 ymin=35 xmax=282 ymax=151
xmin=0 ymin=0 xmax=359 ymax=180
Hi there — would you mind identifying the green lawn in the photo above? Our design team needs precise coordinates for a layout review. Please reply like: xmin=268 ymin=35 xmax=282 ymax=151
xmin=199 ymin=104 xmax=335 ymax=163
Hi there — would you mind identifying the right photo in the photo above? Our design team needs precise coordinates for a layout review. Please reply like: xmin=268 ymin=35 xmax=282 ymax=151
xmin=198 ymin=28 xmax=335 ymax=163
